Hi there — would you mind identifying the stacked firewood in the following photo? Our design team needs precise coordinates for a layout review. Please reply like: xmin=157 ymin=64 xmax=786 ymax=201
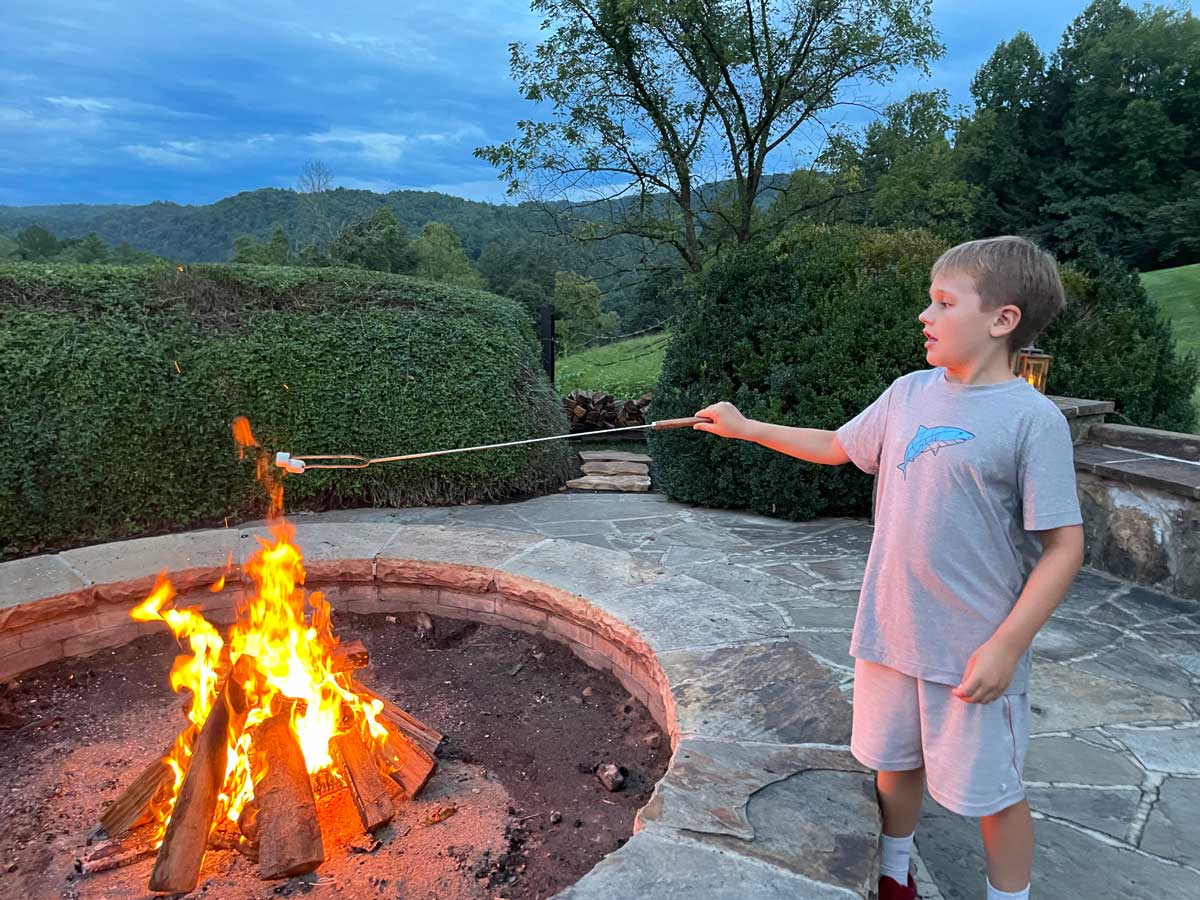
xmin=563 ymin=390 xmax=654 ymax=432
xmin=80 ymin=641 xmax=441 ymax=892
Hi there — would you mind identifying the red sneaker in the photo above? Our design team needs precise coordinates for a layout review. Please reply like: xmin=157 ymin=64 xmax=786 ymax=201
xmin=877 ymin=873 xmax=917 ymax=900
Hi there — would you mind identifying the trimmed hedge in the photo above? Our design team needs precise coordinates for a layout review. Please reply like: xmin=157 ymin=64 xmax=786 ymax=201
xmin=648 ymin=225 xmax=1198 ymax=520
xmin=0 ymin=264 xmax=572 ymax=558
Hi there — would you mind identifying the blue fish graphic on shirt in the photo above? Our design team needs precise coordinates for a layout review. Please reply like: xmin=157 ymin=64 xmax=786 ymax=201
xmin=897 ymin=425 xmax=976 ymax=478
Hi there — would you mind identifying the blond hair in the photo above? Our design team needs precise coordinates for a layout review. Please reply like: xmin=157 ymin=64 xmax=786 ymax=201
xmin=931 ymin=236 xmax=1066 ymax=351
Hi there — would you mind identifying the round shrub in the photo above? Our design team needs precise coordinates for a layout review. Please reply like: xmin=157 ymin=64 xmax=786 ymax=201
xmin=649 ymin=226 xmax=1199 ymax=521
xmin=0 ymin=264 xmax=572 ymax=558
xmin=648 ymin=226 xmax=942 ymax=519
xmin=1041 ymin=253 xmax=1198 ymax=433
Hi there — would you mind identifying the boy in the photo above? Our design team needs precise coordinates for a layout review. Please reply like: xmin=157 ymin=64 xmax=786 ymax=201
xmin=693 ymin=236 xmax=1085 ymax=900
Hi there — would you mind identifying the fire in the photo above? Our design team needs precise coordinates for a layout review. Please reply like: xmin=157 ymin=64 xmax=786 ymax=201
xmin=131 ymin=421 xmax=390 ymax=845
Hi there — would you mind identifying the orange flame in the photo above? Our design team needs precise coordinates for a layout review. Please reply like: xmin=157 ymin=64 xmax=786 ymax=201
xmin=133 ymin=419 xmax=391 ymax=842
xmin=231 ymin=415 xmax=283 ymax=519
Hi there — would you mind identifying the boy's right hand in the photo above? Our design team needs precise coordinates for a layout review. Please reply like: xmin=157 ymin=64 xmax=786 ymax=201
xmin=693 ymin=402 xmax=752 ymax=441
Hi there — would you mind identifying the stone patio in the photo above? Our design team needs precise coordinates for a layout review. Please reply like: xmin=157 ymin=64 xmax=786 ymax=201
xmin=2 ymin=493 xmax=1198 ymax=899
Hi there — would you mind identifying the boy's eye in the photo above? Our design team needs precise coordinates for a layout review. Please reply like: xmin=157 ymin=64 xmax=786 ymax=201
xmin=939 ymin=301 xmax=951 ymax=308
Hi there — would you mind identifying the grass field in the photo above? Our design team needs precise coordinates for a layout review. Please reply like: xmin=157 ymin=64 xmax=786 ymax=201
xmin=1141 ymin=262 xmax=1200 ymax=431
xmin=555 ymin=332 xmax=670 ymax=398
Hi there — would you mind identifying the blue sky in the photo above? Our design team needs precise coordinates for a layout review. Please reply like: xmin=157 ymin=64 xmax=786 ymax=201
xmin=1 ymin=1 xmax=1194 ymax=208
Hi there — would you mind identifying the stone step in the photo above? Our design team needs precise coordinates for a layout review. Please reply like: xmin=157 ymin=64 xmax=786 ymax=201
xmin=578 ymin=450 xmax=652 ymax=464
xmin=581 ymin=461 xmax=650 ymax=476
xmin=565 ymin=475 xmax=652 ymax=493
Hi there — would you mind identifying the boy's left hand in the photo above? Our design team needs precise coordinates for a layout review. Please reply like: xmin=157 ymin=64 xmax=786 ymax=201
xmin=953 ymin=638 xmax=1021 ymax=704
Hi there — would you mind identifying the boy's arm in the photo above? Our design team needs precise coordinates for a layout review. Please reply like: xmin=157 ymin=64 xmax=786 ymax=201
xmin=693 ymin=402 xmax=849 ymax=465
xmin=953 ymin=524 xmax=1085 ymax=704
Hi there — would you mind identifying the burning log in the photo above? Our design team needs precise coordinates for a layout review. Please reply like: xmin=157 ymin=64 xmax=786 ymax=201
xmin=252 ymin=704 xmax=324 ymax=880
xmin=333 ymin=729 xmax=395 ymax=832
xmin=330 ymin=639 xmax=369 ymax=674
xmin=95 ymin=743 xmax=178 ymax=838
xmin=148 ymin=655 xmax=263 ymax=894
xmin=353 ymin=680 xmax=443 ymax=756
xmin=376 ymin=728 xmax=436 ymax=799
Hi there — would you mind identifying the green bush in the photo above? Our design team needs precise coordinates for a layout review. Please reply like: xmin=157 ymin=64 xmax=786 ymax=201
xmin=0 ymin=264 xmax=572 ymax=558
xmin=649 ymin=226 xmax=1199 ymax=521
xmin=648 ymin=226 xmax=942 ymax=519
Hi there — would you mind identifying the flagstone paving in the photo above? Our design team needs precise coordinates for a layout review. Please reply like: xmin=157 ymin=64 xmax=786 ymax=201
xmin=3 ymin=491 xmax=1198 ymax=898
xmin=300 ymin=494 xmax=1199 ymax=900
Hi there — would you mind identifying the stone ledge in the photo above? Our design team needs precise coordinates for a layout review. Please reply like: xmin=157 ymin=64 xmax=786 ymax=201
xmin=1051 ymin=396 xmax=1116 ymax=419
xmin=1087 ymin=423 xmax=1200 ymax=463
xmin=0 ymin=523 xmax=877 ymax=899
xmin=1075 ymin=442 xmax=1200 ymax=501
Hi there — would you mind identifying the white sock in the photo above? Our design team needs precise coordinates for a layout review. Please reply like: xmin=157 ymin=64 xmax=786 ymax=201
xmin=987 ymin=880 xmax=1030 ymax=900
xmin=879 ymin=831 xmax=914 ymax=882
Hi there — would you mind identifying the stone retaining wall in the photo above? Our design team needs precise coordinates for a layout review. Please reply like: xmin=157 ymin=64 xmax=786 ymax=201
xmin=1070 ymin=420 xmax=1200 ymax=601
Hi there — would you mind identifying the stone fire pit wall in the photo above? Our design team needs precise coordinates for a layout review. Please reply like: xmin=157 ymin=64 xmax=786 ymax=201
xmin=0 ymin=523 xmax=880 ymax=899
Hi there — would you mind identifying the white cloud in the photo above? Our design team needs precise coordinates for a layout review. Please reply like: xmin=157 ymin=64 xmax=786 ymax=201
xmin=308 ymin=30 xmax=436 ymax=65
xmin=41 ymin=95 xmax=213 ymax=120
xmin=121 ymin=134 xmax=281 ymax=168
xmin=44 ymin=96 xmax=112 ymax=113
xmin=304 ymin=128 xmax=411 ymax=164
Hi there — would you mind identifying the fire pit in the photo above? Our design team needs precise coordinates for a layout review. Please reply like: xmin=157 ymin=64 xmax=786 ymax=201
xmin=0 ymin=522 xmax=677 ymax=899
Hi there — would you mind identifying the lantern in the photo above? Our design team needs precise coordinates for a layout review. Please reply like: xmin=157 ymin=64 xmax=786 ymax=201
xmin=1012 ymin=346 xmax=1052 ymax=393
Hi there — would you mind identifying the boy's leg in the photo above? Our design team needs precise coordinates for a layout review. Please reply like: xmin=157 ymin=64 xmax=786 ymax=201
xmin=918 ymin=685 xmax=1033 ymax=895
xmin=877 ymin=766 xmax=926 ymax=837
xmin=850 ymin=659 xmax=924 ymax=893
xmin=980 ymin=798 xmax=1033 ymax=892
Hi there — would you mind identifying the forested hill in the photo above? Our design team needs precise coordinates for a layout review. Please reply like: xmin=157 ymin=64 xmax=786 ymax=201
xmin=0 ymin=188 xmax=536 ymax=262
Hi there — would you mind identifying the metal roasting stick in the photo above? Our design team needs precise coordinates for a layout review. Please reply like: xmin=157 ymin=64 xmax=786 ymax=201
xmin=274 ymin=417 xmax=708 ymax=474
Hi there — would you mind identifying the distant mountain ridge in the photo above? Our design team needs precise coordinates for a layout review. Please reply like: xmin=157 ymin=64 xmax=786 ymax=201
xmin=0 ymin=174 xmax=793 ymax=263
xmin=0 ymin=188 xmax=530 ymax=262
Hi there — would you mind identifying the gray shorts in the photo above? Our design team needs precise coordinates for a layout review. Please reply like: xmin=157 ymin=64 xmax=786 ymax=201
xmin=850 ymin=659 xmax=1030 ymax=817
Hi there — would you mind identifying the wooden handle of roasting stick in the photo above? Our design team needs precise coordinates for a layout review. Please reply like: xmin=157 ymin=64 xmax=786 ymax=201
xmin=652 ymin=417 xmax=707 ymax=430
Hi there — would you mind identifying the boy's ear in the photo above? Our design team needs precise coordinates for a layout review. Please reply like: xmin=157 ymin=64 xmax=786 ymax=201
xmin=990 ymin=304 xmax=1021 ymax=340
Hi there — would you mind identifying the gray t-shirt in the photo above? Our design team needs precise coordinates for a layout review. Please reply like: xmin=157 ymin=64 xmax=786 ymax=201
xmin=836 ymin=367 xmax=1082 ymax=694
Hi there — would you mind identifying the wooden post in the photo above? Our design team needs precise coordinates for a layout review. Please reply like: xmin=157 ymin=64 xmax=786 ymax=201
xmin=148 ymin=655 xmax=263 ymax=894
xmin=253 ymin=704 xmax=324 ymax=880
xmin=333 ymin=729 xmax=395 ymax=832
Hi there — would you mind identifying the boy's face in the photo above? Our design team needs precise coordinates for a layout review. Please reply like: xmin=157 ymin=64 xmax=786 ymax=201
xmin=919 ymin=269 xmax=1012 ymax=368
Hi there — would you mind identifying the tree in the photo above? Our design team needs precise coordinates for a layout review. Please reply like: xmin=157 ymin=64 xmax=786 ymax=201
xmin=232 ymin=226 xmax=291 ymax=265
xmin=16 ymin=225 xmax=60 ymax=260
xmin=477 ymin=236 xmax=555 ymax=299
xmin=476 ymin=0 xmax=942 ymax=273
xmin=552 ymin=270 xmax=617 ymax=353
xmin=75 ymin=232 xmax=109 ymax=263
xmin=857 ymin=91 xmax=977 ymax=239
xmin=410 ymin=222 xmax=485 ymax=289
xmin=952 ymin=31 xmax=1051 ymax=238
xmin=329 ymin=207 xmax=413 ymax=273
xmin=297 ymin=159 xmax=339 ymax=247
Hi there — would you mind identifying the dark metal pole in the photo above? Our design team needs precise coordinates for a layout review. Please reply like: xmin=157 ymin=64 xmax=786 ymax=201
xmin=538 ymin=303 xmax=556 ymax=385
